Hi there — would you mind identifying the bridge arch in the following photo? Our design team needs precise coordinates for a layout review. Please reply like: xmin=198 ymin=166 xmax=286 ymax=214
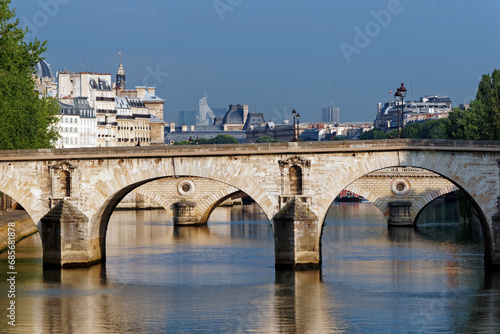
xmin=412 ymin=184 xmax=460 ymax=223
xmin=343 ymin=169 xmax=460 ymax=224
xmin=2 ymin=140 xmax=498 ymax=270
xmin=82 ymin=157 xmax=276 ymax=263
xmin=320 ymin=158 xmax=494 ymax=267
xmin=196 ymin=187 xmax=243 ymax=223
xmin=132 ymin=178 xmax=250 ymax=224
xmin=133 ymin=185 xmax=173 ymax=217
xmin=0 ymin=175 xmax=41 ymax=227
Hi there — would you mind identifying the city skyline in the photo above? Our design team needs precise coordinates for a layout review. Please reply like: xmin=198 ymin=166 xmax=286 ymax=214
xmin=14 ymin=0 xmax=500 ymax=123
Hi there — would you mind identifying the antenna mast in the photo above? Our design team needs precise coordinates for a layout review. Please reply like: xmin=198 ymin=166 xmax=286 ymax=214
xmin=411 ymin=80 xmax=413 ymax=102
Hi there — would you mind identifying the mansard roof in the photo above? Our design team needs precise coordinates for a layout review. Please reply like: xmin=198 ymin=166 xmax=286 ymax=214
xmin=144 ymin=90 xmax=165 ymax=102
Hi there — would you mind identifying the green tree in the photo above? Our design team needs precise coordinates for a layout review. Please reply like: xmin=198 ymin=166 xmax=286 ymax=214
xmin=173 ymin=134 xmax=238 ymax=145
xmin=0 ymin=0 xmax=59 ymax=150
xmin=447 ymin=69 xmax=500 ymax=140
xmin=404 ymin=118 xmax=450 ymax=139
xmin=173 ymin=140 xmax=191 ymax=145
xmin=207 ymin=134 xmax=238 ymax=144
xmin=360 ymin=128 xmax=391 ymax=140
xmin=256 ymin=135 xmax=281 ymax=143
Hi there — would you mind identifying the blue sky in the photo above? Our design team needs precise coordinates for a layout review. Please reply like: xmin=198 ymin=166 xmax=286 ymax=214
xmin=12 ymin=0 xmax=500 ymax=123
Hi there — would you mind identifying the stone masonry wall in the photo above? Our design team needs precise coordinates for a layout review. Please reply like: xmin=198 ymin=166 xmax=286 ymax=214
xmin=130 ymin=177 xmax=240 ymax=219
xmin=346 ymin=167 xmax=458 ymax=220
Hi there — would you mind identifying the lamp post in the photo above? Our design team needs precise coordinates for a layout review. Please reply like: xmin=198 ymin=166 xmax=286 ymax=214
xmin=395 ymin=83 xmax=407 ymax=138
xmin=394 ymin=90 xmax=402 ymax=138
xmin=291 ymin=109 xmax=297 ymax=142
xmin=296 ymin=112 xmax=300 ymax=141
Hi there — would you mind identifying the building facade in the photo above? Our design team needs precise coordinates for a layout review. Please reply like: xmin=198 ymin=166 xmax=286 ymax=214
xmin=51 ymin=57 xmax=165 ymax=147
xmin=56 ymin=97 xmax=96 ymax=148
xmin=322 ymin=103 xmax=340 ymax=124
xmin=375 ymin=95 xmax=451 ymax=131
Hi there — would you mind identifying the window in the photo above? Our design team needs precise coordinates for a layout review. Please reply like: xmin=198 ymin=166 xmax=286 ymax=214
xmin=289 ymin=165 xmax=303 ymax=195
xmin=59 ymin=170 xmax=71 ymax=197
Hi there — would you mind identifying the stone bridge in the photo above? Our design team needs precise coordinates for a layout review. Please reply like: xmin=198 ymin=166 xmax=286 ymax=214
xmin=127 ymin=177 xmax=242 ymax=224
xmin=0 ymin=139 xmax=499 ymax=270
xmin=346 ymin=167 xmax=459 ymax=225
xmin=119 ymin=166 xmax=457 ymax=227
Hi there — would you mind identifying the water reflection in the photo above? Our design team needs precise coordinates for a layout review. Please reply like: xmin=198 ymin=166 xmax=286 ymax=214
xmin=273 ymin=269 xmax=347 ymax=333
xmin=386 ymin=225 xmax=415 ymax=242
xmin=1 ymin=202 xmax=500 ymax=333
xmin=173 ymin=225 xmax=211 ymax=241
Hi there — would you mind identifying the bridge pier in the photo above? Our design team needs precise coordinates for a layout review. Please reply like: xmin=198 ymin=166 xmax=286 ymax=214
xmin=172 ymin=201 xmax=202 ymax=226
xmin=273 ymin=197 xmax=320 ymax=269
xmin=387 ymin=200 xmax=413 ymax=227
xmin=40 ymin=200 xmax=101 ymax=267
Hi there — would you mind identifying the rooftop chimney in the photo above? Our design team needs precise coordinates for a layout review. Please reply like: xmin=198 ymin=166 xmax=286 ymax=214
xmin=136 ymin=86 xmax=146 ymax=100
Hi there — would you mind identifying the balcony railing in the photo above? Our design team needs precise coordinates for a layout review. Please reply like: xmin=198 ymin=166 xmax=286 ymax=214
xmin=96 ymin=97 xmax=115 ymax=102
xmin=96 ymin=109 xmax=117 ymax=114
xmin=133 ymin=114 xmax=151 ymax=119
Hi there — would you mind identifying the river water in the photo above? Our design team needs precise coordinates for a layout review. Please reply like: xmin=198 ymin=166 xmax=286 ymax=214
xmin=1 ymin=200 xmax=499 ymax=333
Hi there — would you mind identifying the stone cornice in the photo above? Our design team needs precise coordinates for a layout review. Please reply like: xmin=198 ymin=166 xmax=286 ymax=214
xmin=1 ymin=139 xmax=500 ymax=161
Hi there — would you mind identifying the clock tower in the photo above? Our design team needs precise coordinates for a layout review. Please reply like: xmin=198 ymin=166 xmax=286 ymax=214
xmin=116 ymin=52 xmax=126 ymax=90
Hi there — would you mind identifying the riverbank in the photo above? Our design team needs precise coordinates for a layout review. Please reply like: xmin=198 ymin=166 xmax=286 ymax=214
xmin=0 ymin=210 xmax=38 ymax=253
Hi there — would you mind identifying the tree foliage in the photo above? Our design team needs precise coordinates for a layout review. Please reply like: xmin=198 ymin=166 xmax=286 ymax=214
xmin=0 ymin=0 xmax=59 ymax=150
xmin=173 ymin=134 xmax=239 ymax=145
xmin=363 ymin=69 xmax=500 ymax=141
xmin=448 ymin=69 xmax=500 ymax=140
xmin=403 ymin=118 xmax=450 ymax=139
xmin=255 ymin=135 xmax=281 ymax=143
xmin=360 ymin=128 xmax=397 ymax=140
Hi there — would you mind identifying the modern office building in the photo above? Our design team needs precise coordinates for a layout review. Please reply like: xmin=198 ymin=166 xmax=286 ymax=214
xmin=179 ymin=110 xmax=197 ymax=126
xmin=322 ymin=103 xmax=340 ymax=124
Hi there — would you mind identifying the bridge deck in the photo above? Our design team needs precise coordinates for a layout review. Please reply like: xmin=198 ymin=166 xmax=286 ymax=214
xmin=1 ymin=139 xmax=500 ymax=161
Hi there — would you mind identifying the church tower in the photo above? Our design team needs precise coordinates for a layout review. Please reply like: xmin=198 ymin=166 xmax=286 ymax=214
xmin=116 ymin=52 xmax=126 ymax=90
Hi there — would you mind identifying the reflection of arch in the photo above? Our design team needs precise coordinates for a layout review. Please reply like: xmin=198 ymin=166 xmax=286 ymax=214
xmin=324 ymin=160 xmax=493 ymax=267
xmin=289 ymin=165 xmax=303 ymax=195
xmin=344 ymin=173 xmax=460 ymax=223
xmin=87 ymin=156 xmax=274 ymax=263
xmin=90 ymin=176 xmax=264 ymax=260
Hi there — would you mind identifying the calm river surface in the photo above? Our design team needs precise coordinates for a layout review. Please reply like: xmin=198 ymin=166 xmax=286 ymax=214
xmin=1 ymin=200 xmax=500 ymax=333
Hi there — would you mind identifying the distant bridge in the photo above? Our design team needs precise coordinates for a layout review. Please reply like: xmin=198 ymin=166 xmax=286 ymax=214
xmin=0 ymin=139 xmax=499 ymax=270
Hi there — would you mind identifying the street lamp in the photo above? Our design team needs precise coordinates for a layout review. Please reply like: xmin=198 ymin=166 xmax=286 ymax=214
xmin=296 ymin=113 xmax=300 ymax=141
xmin=394 ymin=90 xmax=402 ymax=138
xmin=395 ymin=83 xmax=407 ymax=138
xmin=291 ymin=109 xmax=298 ymax=142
